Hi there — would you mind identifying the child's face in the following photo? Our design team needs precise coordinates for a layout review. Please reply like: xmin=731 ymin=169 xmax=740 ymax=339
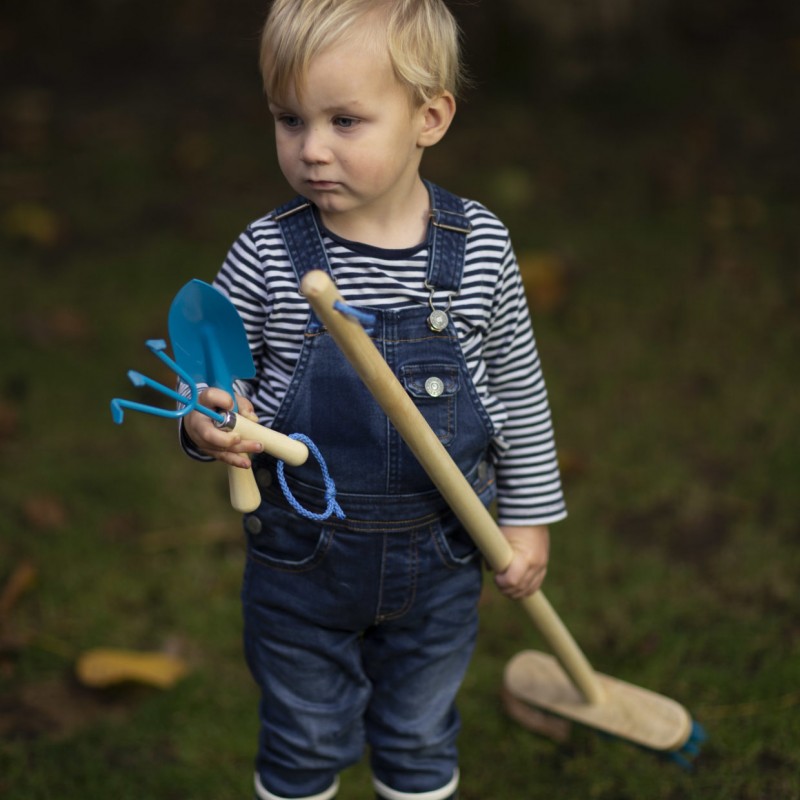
xmin=268 ymin=35 xmax=432 ymax=235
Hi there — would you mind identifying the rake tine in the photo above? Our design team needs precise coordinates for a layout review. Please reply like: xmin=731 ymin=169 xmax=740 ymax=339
xmin=110 ymin=396 xmax=186 ymax=424
xmin=128 ymin=370 xmax=191 ymax=406
xmin=127 ymin=369 xmax=226 ymax=425
xmin=111 ymin=339 xmax=229 ymax=426
xmin=144 ymin=339 xmax=199 ymax=396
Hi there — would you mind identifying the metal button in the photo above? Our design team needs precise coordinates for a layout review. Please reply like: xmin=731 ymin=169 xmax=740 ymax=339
xmin=427 ymin=309 xmax=449 ymax=332
xmin=425 ymin=377 xmax=445 ymax=398
xmin=244 ymin=515 xmax=262 ymax=534
xmin=256 ymin=469 xmax=272 ymax=489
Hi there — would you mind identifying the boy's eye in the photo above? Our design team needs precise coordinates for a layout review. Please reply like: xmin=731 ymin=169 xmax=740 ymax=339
xmin=334 ymin=116 xmax=358 ymax=129
xmin=279 ymin=115 xmax=301 ymax=128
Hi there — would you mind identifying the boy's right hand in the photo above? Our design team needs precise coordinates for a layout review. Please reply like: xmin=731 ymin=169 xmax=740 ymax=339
xmin=183 ymin=388 xmax=263 ymax=469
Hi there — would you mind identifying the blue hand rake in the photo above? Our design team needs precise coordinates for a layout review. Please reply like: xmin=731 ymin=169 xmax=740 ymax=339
xmin=111 ymin=338 xmax=308 ymax=462
xmin=111 ymin=337 xmax=344 ymax=522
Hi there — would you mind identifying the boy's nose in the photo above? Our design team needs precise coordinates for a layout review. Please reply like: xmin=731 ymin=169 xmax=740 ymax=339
xmin=300 ymin=128 xmax=332 ymax=164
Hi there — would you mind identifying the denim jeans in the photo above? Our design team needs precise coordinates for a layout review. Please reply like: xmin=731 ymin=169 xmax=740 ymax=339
xmin=243 ymin=485 xmax=487 ymax=797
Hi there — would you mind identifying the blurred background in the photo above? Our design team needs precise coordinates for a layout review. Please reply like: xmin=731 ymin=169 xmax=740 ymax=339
xmin=1 ymin=1 xmax=799 ymax=798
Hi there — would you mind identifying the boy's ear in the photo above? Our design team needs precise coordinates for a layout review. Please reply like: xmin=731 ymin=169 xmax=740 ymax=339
xmin=417 ymin=92 xmax=456 ymax=147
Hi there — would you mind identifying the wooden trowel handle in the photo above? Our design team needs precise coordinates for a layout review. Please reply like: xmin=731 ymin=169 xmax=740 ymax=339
xmin=219 ymin=414 xmax=309 ymax=514
xmin=301 ymin=269 xmax=605 ymax=706
xmin=225 ymin=414 xmax=309 ymax=466
xmin=227 ymin=465 xmax=262 ymax=513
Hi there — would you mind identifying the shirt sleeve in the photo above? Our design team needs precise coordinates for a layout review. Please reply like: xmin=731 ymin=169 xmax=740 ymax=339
xmin=484 ymin=239 xmax=567 ymax=526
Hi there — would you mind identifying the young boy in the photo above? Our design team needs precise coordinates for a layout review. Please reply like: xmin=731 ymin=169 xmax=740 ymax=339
xmin=183 ymin=1 xmax=566 ymax=798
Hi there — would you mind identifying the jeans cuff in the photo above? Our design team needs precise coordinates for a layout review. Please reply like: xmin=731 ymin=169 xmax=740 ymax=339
xmin=373 ymin=769 xmax=459 ymax=800
xmin=254 ymin=772 xmax=339 ymax=800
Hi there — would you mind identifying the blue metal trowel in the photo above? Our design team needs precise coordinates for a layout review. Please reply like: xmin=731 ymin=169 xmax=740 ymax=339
xmin=168 ymin=279 xmax=306 ymax=512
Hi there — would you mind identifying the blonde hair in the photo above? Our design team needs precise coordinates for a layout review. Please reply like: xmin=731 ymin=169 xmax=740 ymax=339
xmin=260 ymin=0 xmax=466 ymax=106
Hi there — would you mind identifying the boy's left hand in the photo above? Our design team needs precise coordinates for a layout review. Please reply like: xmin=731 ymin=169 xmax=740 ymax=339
xmin=494 ymin=525 xmax=550 ymax=600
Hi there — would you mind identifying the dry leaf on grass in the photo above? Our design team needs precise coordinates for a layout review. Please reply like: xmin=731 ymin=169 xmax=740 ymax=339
xmin=75 ymin=648 xmax=189 ymax=690
xmin=518 ymin=252 xmax=570 ymax=314
xmin=0 ymin=561 xmax=37 ymax=621
xmin=2 ymin=202 xmax=63 ymax=248
xmin=21 ymin=494 xmax=68 ymax=530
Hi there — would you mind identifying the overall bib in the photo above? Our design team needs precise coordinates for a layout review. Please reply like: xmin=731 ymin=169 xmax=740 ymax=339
xmin=243 ymin=183 xmax=496 ymax=800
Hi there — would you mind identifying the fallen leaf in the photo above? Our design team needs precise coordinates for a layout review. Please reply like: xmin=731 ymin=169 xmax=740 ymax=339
xmin=21 ymin=494 xmax=68 ymax=530
xmin=0 ymin=561 xmax=37 ymax=621
xmin=518 ymin=251 xmax=569 ymax=314
xmin=2 ymin=201 xmax=63 ymax=248
xmin=75 ymin=647 xmax=189 ymax=690
xmin=557 ymin=449 xmax=588 ymax=481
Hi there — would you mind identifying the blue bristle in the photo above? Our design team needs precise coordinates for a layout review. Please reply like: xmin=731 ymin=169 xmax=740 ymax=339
xmin=666 ymin=751 xmax=693 ymax=770
xmin=664 ymin=720 xmax=707 ymax=770
xmin=688 ymin=721 xmax=708 ymax=745
xmin=681 ymin=741 xmax=700 ymax=757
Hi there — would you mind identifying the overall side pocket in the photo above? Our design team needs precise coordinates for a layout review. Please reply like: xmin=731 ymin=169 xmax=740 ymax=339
xmin=244 ymin=503 xmax=333 ymax=572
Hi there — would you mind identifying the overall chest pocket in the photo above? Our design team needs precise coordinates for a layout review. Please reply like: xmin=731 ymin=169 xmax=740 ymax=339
xmin=400 ymin=363 xmax=460 ymax=445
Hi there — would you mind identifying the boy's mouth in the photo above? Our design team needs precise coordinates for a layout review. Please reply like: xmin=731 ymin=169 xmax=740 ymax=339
xmin=307 ymin=180 xmax=339 ymax=190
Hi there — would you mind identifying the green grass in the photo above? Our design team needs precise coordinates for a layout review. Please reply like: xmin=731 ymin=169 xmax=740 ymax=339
xmin=2 ymin=11 xmax=799 ymax=799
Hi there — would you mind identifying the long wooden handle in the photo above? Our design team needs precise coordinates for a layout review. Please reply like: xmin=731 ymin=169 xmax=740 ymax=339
xmin=301 ymin=270 xmax=605 ymax=705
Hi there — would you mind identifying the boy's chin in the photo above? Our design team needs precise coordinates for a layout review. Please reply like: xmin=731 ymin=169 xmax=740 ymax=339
xmin=304 ymin=191 xmax=354 ymax=216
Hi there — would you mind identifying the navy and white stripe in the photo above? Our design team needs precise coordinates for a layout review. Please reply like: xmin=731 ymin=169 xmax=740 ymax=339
xmin=214 ymin=197 xmax=566 ymax=526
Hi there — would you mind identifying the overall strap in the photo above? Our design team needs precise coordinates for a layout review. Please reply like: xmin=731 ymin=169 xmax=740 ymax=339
xmin=272 ymin=196 xmax=333 ymax=286
xmin=274 ymin=185 xmax=471 ymax=297
xmin=425 ymin=180 xmax=472 ymax=295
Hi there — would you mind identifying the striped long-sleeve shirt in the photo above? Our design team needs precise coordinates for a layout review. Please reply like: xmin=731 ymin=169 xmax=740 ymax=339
xmin=213 ymin=195 xmax=566 ymax=526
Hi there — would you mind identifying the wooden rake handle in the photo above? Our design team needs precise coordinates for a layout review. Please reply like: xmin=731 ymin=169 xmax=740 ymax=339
xmin=301 ymin=270 xmax=605 ymax=705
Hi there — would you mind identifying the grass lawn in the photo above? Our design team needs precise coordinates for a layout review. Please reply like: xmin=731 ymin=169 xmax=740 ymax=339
xmin=2 ymin=6 xmax=799 ymax=798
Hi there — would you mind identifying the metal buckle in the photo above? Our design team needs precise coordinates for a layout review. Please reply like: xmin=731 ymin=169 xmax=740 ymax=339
xmin=429 ymin=209 xmax=472 ymax=235
xmin=273 ymin=202 xmax=312 ymax=222
xmin=424 ymin=280 xmax=458 ymax=332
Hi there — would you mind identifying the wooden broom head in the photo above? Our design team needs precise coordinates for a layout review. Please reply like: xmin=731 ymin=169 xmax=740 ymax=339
xmin=503 ymin=650 xmax=696 ymax=753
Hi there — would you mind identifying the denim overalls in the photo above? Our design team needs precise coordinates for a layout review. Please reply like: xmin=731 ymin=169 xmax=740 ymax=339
xmin=243 ymin=183 xmax=496 ymax=800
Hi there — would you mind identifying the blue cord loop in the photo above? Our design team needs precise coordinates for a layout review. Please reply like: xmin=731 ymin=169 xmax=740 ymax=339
xmin=333 ymin=300 xmax=376 ymax=332
xmin=276 ymin=433 xmax=346 ymax=521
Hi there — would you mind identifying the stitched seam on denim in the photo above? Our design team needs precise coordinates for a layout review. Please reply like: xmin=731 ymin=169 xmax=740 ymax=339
xmin=375 ymin=530 xmax=418 ymax=622
xmin=371 ymin=334 xmax=459 ymax=345
xmin=334 ymin=515 xmax=442 ymax=532
xmin=447 ymin=390 xmax=455 ymax=444
xmin=429 ymin=522 xmax=468 ymax=572
xmin=246 ymin=528 xmax=334 ymax=573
